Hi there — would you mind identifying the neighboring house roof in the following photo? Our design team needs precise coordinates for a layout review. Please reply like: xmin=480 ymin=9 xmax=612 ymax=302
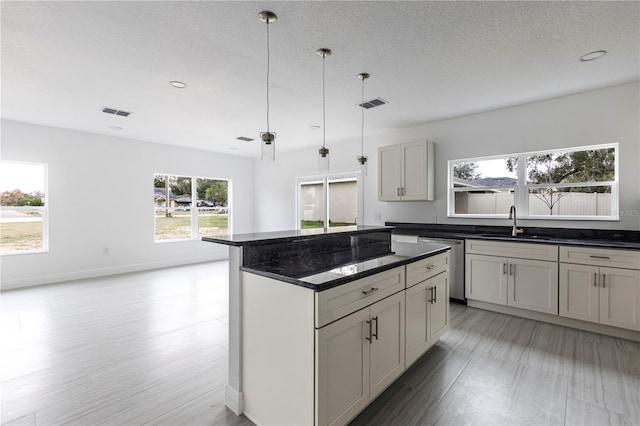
xmin=453 ymin=177 xmax=517 ymax=187
xmin=153 ymin=187 xmax=176 ymax=200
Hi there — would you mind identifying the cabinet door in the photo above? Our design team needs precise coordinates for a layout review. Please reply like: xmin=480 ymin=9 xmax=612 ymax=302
xmin=559 ymin=263 xmax=599 ymax=323
xmin=465 ymin=254 xmax=508 ymax=305
xmin=369 ymin=292 xmax=405 ymax=399
xmin=599 ymin=267 xmax=640 ymax=331
xmin=401 ymin=141 xmax=429 ymax=201
xmin=429 ymin=271 xmax=449 ymax=342
xmin=507 ymin=258 xmax=559 ymax=315
xmin=316 ymin=308 xmax=370 ymax=426
xmin=405 ymin=279 xmax=431 ymax=368
xmin=378 ymin=145 xmax=401 ymax=201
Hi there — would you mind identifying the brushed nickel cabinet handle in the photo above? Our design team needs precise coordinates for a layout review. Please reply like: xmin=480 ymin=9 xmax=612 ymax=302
xmin=502 ymin=263 xmax=507 ymax=275
xmin=434 ymin=285 xmax=437 ymax=303
xmin=590 ymin=255 xmax=610 ymax=259
xmin=362 ymin=287 xmax=379 ymax=296
xmin=602 ymin=274 xmax=606 ymax=288
xmin=365 ymin=320 xmax=372 ymax=343
xmin=428 ymin=287 xmax=434 ymax=304
xmin=509 ymin=264 xmax=514 ymax=276
xmin=594 ymin=272 xmax=598 ymax=287
xmin=372 ymin=316 xmax=379 ymax=340
xmin=397 ymin=188 xmax=401 ymax=196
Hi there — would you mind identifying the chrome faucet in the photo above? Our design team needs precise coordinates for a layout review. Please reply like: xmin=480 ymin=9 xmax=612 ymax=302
xmin=509 ymin=205 xmax=524 ymax=237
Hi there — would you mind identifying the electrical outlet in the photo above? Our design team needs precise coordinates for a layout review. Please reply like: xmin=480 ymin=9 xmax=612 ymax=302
xmin=373 ymin=212 xmax=382 ymax=221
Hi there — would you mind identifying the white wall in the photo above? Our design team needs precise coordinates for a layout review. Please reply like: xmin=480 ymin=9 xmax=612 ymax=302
xmin=1 ymin=120 xmax=255 ymax=289
xmin=253 ymin=82 xmax=640 ymax=232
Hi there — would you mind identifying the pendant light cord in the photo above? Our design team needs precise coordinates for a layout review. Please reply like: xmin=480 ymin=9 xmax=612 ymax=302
xmin=360 ymin=78 xmax=365 ymax=157
xmin=266 ymin=21 xmax=271 ymax=135
xmin=322 ymin=54 xmax=326 ymax=150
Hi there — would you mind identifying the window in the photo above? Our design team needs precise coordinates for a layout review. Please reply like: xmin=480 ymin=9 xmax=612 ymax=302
xmin=1 ymin=161 xmax=48 ymax=254
xmin=154 ymin=174 xmax=229 ymax=241
xmin=297 ymin=173 xmax=361 ymax=229
xmin=448 ymin=143 xmax=618 ymax=220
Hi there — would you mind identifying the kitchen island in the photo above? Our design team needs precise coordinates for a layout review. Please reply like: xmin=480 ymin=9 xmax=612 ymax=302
xmin=203 ymin=226 xmax=451 ymax=426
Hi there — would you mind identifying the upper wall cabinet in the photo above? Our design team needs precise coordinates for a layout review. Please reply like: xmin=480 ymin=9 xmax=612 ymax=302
xmin=378 ymin=140 xmax=434 ymax=201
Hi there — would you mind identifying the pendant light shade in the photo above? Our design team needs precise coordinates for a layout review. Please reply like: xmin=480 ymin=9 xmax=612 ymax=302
xmin=317 ymin=48 xmax=331 ymax=171
xmin=259 ymin=11 xmax=277 ymax=161
xmin=356 ymin=72 xmax=370 ymax=175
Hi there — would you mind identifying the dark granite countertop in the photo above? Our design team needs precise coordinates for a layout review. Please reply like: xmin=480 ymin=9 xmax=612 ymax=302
xmin=202 ymin=225 xmax=394 ymax=247
xmin=241 ymin=241 xmax=451 ymax=291
xmin=387 ymin=222 xmax=640 ymax=250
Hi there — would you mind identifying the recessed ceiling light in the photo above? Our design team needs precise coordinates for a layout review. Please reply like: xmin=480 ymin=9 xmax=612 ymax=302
xmin=169 ymin=81 xmax=187 ymax=88
xmin=580 ymin=50 xmax=607 ymax=62
xmin=109 ymin=126 xmax=122 ymax=130
xmin=310 ymin=125 xmax=321 ymax=130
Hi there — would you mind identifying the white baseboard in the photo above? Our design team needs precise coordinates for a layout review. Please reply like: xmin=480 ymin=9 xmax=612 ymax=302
xmin=225 ymin=385 xmax=244 ymax=416
xmin=1 ymin=254 xmax=227 ymax=290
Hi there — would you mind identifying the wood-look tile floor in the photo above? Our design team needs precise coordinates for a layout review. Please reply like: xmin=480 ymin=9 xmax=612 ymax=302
xmin=2 ymin=261 xmax=639 ymax=426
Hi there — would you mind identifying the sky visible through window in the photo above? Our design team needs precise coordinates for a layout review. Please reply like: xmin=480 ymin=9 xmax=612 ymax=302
xmin=0 ymin=162 xmax=45 ymax=193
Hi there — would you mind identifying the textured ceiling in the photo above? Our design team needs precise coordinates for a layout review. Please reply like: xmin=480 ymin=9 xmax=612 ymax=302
xmin=2 ymin=1 xmax=639 ymax=157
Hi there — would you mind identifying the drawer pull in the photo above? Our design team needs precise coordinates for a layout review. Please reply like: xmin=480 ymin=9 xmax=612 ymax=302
xmin=426 ymin=265 xmax=434 ymax=270
xmin=372 ymin=316 xmax=379 ymax=340
xmin=590 ymin=255 xmax=610 ymax=260
xmin=362 ymin=287 xmax=379 ymax=296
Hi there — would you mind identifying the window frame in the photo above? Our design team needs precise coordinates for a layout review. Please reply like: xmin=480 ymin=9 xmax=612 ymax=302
xmin=296 ymin=170 xmax=363 ymax=230
xmin=154 ymin=173 xmax=231 ymax=242
xmin=447 ymin=143 xmax=619 ymax=221
xmin=0 ymin=161 xmax=49 ymax=255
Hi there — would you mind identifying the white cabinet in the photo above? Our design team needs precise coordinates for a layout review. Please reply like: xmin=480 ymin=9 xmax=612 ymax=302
xmin=315 ymin=291 xmax=405 ymax=426
xmin=465 ymin=253 xmax=508 ymax=305
xmin=465 ymin=240 xmax=559 ymax=315
xmin=405 ymin=259 xmax=449 ymax=367
xmin=378 ymin=140 xmax=434 ymax=201
xmin=559 ymin=246 xmax=640 ymax=331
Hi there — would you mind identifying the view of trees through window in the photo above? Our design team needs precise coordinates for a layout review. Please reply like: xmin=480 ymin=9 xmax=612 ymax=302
xmin=154 ymin=174 xmax=229 ymax=241
xmin=450 ymin=145 xmax=617 ymax=218
xmin=0 ymin=162 xmax=47 ymax=254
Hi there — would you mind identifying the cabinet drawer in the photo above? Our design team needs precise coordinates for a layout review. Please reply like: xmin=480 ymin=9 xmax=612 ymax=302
xmin=315 ymin=266 xmax=405 ymax=328
xmin=406 ymin=252 xmax=449 ymax=288
xmin=466 ymin=239 xmax=558 ymax=262
xmin=559 ymin=246 xmax=640 ymax=270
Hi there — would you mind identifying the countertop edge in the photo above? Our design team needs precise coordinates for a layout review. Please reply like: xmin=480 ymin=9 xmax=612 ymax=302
xmin=240 ymin=246 xmax=451 ymax=292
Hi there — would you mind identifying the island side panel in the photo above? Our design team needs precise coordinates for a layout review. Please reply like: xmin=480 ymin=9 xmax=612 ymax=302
xmin=241 ymin=271 xmax=315 ymax=426
xmin=226 ymin=246 xmax=244 ymax=414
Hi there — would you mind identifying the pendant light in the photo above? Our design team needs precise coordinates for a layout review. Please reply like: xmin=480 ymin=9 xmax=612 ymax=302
xmin=259 ymin=11 xmax=277 ymax=161
xmin=356 ymin=72 xmax=370 ymax=175
xmin=316 ymin=48 xmax=332 ymax=171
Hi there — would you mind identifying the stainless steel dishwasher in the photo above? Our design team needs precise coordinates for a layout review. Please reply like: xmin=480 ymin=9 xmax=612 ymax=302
xmin=417 ymin=237 xmax=465 ymax=303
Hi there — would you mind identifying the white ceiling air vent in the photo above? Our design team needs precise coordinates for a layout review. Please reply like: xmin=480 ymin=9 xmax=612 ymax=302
xmin=358 ymin=97 xmax=388 ymax=109
xmin=102 ymin=107 xmax=132 ymax=117
xmin=237 ymin=136 xmax=254 ymax=142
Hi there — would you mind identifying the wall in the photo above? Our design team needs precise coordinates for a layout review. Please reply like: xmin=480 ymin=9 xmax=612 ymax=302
xmin=253 ymin=82 xmax=640 ymax=232
xmin=1 ymin=120 xmax=254 ymax=289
